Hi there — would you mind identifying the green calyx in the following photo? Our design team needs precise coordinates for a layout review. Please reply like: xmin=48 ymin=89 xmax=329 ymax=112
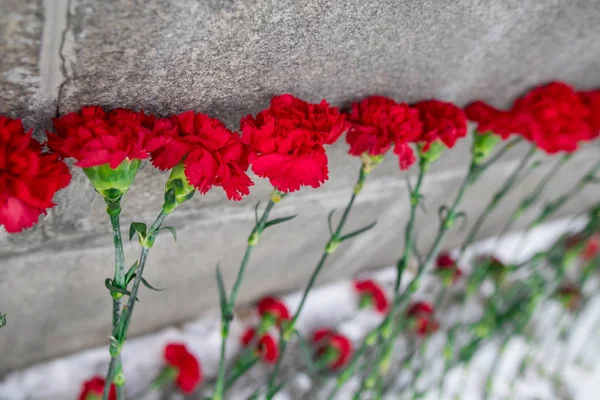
xmin=163 ymin=162 xmax=196 ymax=215
xmin=359 ymin=294 xmax=374 ymax=310
xmin=258 ymin=313 xmax=277 ymax=334
xmin=472 ymin=131 xmax=501 ymax=165
xmin=83 ymin=159 xmax=141 ymax=203
xmin=85 ymin=394 xmax=102 ymax=400
xmin=418 ymin=140 xmax=446 ymax=167
xmin=360 ymin=153 xmax=384 ymax=175
xmin=318 ymin=346 xmax=340 ymax=366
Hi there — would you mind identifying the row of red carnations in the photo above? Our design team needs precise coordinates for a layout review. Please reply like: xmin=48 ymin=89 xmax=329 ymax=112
xmin=2 ymin=81 xmax=599 ymax=234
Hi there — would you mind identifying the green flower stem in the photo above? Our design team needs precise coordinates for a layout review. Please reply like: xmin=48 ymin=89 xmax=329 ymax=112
xmin=213 ymin=194 xmax=278 ymax=400
xmin=102 ymin=210 xmax=168 ymax=400
xmin=482 ymin=335 xmax=510 ymax=400
xmin=395 ymin=157 xmax=428 ymax=291
xmin=457 ymin=145 xmax=536 ymax=260
xmin=512 ymin=159 xmax=600 ymax=261
xmin=338 ymin=140 xmax=520 ymax=399
xmin=105 ymin=202 xmax=126 ymax=400
xmin=354 ymin=162 xmax=476 ymax=399
xmin=499 ymin=154 xmax=570 ymax=238
xmin=357 ymin=136 xmax=522 ymax=398
xmin=265 ymin=166 xmax=369 ymax=399
xmin=224 ymin=356 xmax=260 ymax=391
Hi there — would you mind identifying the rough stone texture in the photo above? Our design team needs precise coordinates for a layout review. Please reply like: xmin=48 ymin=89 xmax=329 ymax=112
xmin=0 ymin=0 xmax=42 ymax=121
xmin=1 ymin=0 xmax=600 ymax=374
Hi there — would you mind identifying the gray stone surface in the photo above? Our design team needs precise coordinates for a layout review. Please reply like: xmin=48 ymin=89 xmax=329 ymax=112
xmin=0 ymin=0 xmax=42 ymax=120
xmin=1 ymin=0 xmax=600 ymax=374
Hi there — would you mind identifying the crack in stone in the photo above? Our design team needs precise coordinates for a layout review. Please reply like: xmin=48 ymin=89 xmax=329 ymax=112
xmin=55 ymin=0 xmax=72 ymax=118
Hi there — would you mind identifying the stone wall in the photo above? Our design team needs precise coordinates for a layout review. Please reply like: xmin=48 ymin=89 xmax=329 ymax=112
xmin=1 ymin=0 xmax=599 ymax=374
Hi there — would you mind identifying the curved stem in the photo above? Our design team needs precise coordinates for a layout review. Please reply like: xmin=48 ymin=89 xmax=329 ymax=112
xmin=213 ymin=196 xmax=277 ymax=400
xmin=265 ymin=166 xmax=367 ymax=399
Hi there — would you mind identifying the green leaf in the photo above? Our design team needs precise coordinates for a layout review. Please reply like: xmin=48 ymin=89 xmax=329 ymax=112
xmin=327 ymin=209 xmax=336 ymax=236
xmin=105 ymin=278 xmax=132 ymax=297
xmin=115 ymin=308 xmax=129 ymax=342
xmin=215 ymin=264 xmax=228 ymax=319
xmin=129 ymin=222 xmax=147 ymax=241
xmin=141 ymin=277 xmax=165 ymax=291
xmin=125 ymin=261 xmax=139 ymax=285
xmin=159 ymin=226 xmax=177 ymax=242
xmin=265 ymin=214 xmax=297 ymax=228
xmin=339 ymin=221 xmax=377 ymax=242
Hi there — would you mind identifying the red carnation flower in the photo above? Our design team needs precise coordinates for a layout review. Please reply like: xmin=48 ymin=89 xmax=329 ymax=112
xmin=149 ymin=111 xmax=253 ymax=200
xmin=241 ymin=94 xmax=349 ymax=192
xmin=0 ymin=117 xmax=71 ymax=233
xmin=435 ymin=252 xmax=463 ymax=284
xmin=257 ymin=296 xmax=291 ymax=326
xmin=413 ymin=100 xmax=467 ymax=150
xmin=555 ymin=284 xmax=583 ymax=312
xmin=476 ymin=255 xmax=507 ymax=282
xmin=48 ymin=106 xmax=161 ymax=168
xmin=78 ymin=376 xmax=116 ymax=400
xmin=511 ymin=82 xmax=594 ymax=153
xmin=582 ymin=233 xmax=600 ymax=261
xmin=312 ymin=329 xmax=352 ymax=369
xmin=580 ymin=90 xmax=600 ymax=136
xmin=406 ymin=302 xmax=439 ymax=337
xmin=465 ymin=101 xmax=520 ymax=139
xmin=353 ymin=279 xmax=389 ymax=313
xmin=241 ymin=328 xmax=279 ymax=364
xmin=346 ymin=96 xmax=421 ymax=169
xmin=164 ymin=343 xmax=202 ymax=394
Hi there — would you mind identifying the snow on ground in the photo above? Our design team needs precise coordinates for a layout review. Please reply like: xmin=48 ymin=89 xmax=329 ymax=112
xmin=1 ymin=216 xmax=599 ymax=400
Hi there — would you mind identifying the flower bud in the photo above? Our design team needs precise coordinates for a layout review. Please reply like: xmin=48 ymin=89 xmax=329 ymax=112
xmin=365 ymin=330 xmax=379 ymax=346
xmin=472 ymin=131 xmax=501 ymax=165
xmin=163 ymin=162 xmax=195 ymax=214
xmin=83 ymin=159 xmax=141 ymax=203
xmin=114 ymin=371 xmax=126 ymax=387
xmin=325 ymin=238 xmax=341 ymax=254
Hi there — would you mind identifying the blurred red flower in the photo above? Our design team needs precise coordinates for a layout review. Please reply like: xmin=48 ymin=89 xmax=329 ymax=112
xmin=241 ymin=328 xmax=279 ymax=364
xmin=311 ymin=328 xmax=352 ymax=369
xmin=0 ymin=117 xmax=71 ymax=233
xmin=435 ymin=252 xmax=463 ymax=284
xmin=78 ymin=376 xmax=115 ymax=400
xmin=406 ymin=301 xmax=439 ymax=337
xmin=257 ymin=296 xmax=291 ymax=326
xmin=164 ymin=343 xmax=202 ymax=394
xmin=354 ymin=279 xmax=389 ymax=313
xmin=511 ymin=82 xmax=594 ymax=153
